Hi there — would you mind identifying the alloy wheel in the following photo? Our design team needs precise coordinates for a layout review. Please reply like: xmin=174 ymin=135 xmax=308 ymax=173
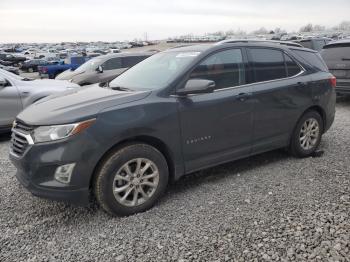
xmin=112 ymin=158 xmax=160 ymax=207
xmin=299 ymin=118 xmax=320 ymax=150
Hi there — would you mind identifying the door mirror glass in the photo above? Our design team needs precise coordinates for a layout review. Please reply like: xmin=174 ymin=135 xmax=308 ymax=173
xmin=96 ymin=65 xmax=103 ymax=73
xmin=176 ymin=79 xmax=215 ymax=96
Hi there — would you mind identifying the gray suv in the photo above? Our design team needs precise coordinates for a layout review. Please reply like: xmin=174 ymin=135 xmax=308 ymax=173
xmin=321 ymin=39 xmax=350 ymax=95
xmin=10 ymin=41 xmax=336 ymax=216
xmin=56 ymin=52 xmax=154 ymax=85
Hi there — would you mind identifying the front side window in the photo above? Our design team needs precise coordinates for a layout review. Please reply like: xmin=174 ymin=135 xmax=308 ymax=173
xmin=102 ymin=58 xmax=122 ymax=70
xmin=189 ymin=49 xmax=245 ymax=90
xmin=249 ymin=48 xmax=287 ymax=82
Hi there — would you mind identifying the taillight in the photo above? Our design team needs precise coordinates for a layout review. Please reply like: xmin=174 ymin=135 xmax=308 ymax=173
xmin=329 ymin=76 xmax=336 ymax=88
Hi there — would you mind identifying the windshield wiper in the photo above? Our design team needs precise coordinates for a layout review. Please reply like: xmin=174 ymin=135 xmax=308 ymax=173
xmin=110 ymin=86 xmax=133 ymax=92
xmin=22 ymin=78 xmax=34 ymax=81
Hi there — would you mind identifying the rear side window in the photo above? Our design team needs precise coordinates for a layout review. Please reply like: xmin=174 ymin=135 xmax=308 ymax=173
xmin=284 ymin=54 xmax=302 ymax=76
xmin=102 ymin=58 xmax=122 ymax=70
xmin=189 ymin=49 xmax=245 ymax=90
xmin=122 ymin=56 xmax=148 ymax=68
xmin=293 ymin=50 xmax=328 ymax=71
xmin=249 ymin=48 xmax=287 ymax=82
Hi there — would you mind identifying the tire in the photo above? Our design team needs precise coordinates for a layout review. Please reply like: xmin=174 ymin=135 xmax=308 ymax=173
xmin=290 ymin=110 xmax=324 ymax=158
xmin=28 ymin=67 xmax=34 ymax=73
xmin=94 ymin=143 xmax=169 ymax=216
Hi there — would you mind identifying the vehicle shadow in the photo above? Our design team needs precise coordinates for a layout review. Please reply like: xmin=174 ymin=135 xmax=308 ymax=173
xmin=337 ymin=95 xmax=350 ymax=105
xmin=164 ymin=149 xmax=290 ymax=198
xmin=0 ymin=132 xmax=11 ymax=142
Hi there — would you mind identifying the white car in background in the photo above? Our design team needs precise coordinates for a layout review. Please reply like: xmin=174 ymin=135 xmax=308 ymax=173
xmin=0 ymin=69 xmax=79 ymax=133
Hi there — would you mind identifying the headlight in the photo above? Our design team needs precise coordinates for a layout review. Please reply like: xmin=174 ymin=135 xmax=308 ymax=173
xmin=32 ymin=119 xmax=95 ymax=143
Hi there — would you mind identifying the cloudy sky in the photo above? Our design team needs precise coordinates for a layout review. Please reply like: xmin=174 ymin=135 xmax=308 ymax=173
xmin=0 ymin=0 xmax=349 ymax=43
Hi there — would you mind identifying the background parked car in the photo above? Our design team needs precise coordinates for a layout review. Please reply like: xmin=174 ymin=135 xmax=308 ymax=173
xmin=0 ymin=65 xmax=20 ymax=75
xmin=321 ymin=39 xmax=350 ymax=95
xmin=296 ymin=38 xmax=332 ymax=51
xmin=0 ymin=53 xmax=27 ymax=66
xmin=0 ymin=69 xmax=79 ymax=133
xmin=0 ymin=59 xmax=13 ymax=66
xmin=38 ymin=56 xmax=88 ymax=79
xmin=20 ymin=59 xmax=58 ymax=73
xmin=56 ymin=52 xmax=155 ymax=85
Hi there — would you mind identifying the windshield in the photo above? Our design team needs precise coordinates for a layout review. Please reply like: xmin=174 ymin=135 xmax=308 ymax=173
xmin=74 ymin=58 xmax=102 ymax=73
xmin=109 ymin=51 xmax=201 ymax=90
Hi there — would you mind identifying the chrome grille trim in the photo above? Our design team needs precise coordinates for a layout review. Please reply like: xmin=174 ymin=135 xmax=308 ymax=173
xmin=10 ymin=121 xmax=35 ymax=157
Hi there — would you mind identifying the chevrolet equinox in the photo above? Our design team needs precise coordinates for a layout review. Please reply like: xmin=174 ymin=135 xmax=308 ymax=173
xmin=10 ymin=41 xmax=336 ymax=216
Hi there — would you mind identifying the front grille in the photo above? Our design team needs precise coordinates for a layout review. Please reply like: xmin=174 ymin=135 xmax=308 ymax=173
xmin=14 ymin=120 xmax=34 ymax=133
xmin=11 ymin=132 xmax=29 ymax=157
xmin=10 ymin=120 xmax=34 ymax=157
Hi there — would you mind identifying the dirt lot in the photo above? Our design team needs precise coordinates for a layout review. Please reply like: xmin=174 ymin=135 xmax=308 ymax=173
xmin=0 ymin=98 xmax=349 ymax=261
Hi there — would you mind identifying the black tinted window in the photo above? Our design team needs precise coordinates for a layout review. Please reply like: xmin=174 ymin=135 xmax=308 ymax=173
xmin=102 ymin=58 xmax=122 ymax=70
xmin=122 ymin=56 xmax=148 ymax=68
xmin=189 ymin=49 xmax=245 ymax=90
xmin=249 ymin=48 xmax=287 ymax=82
xmin=284 ymin=54 xmax=302 ymax=76
xmin=293 ymin=50 xmax=328 ymax=71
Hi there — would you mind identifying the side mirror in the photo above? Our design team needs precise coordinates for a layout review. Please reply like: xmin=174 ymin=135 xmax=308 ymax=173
xmin=0 ymin=77 xmax=7 ymax=88
xmin=96 ymin=65 xmax=103 ymax=73
xmin=176 ymin=79 xmax=215 ymax=96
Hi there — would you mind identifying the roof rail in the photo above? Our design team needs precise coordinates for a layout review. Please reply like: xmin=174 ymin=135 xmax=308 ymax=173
xmin=216 ymin=39 xmax=303 ymax=48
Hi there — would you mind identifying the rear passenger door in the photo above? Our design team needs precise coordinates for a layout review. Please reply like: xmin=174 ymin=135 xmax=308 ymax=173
xmin=178 ymin=48 xmax=254 ymax=173
xmin=247 ymin=47 xmax=306 ymax=154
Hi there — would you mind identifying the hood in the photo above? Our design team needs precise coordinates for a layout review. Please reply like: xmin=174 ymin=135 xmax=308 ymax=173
xmin=55 ymin=69 xmax=85 ymax=80
xmin=17 ymin=85 xmax=151 ymax=125
xmin=17 ymin=79 xmax=79 ymax=89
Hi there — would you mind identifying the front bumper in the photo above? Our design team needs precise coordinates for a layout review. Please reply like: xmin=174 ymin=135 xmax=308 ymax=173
xmin=9 ymin=130 xmax=103 ymax=206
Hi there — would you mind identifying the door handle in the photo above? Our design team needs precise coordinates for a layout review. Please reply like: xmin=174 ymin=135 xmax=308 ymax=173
xmin=297 ymin=82 xmax=307 ymax=87
xmin=236 ymin=92 xmax=251 ymax=102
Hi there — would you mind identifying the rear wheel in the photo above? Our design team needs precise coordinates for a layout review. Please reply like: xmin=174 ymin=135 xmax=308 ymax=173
xmin=290 ymin=111 xmax=323 ymax=157
xmin=94 ymin=143 xmax=169 ymax=216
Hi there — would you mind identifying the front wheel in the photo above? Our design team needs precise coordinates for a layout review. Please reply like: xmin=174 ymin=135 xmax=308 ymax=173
xmin=94 ymin=143 xmax=169 ymax=216
xmin=290 ymin=111 xmax=324 ymax=158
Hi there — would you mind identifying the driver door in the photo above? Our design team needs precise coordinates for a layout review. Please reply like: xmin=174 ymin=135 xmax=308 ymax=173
xmin=177 ymin=48 xmax=254 ymax=173
xmin=0 ymin=78 xmax=22 ymax=127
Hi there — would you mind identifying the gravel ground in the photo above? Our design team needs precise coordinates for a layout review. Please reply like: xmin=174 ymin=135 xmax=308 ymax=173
xmin=0 ymin=98 xmax=349 ymax=262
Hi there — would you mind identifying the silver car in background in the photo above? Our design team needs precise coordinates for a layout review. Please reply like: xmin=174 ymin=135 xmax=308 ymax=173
xmin=55 ymin=52 xmax=155 ymax=85
xmin=0 ymin=69 xmax=79 ymax=133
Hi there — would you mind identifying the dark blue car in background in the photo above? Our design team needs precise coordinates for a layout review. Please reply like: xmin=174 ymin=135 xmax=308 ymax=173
xmin=38 ymin=56 xmax=88 ymax=79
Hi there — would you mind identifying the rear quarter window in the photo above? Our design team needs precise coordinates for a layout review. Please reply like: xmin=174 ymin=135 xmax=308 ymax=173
xmin=292 ymin=50 xmax=328 ymax=72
